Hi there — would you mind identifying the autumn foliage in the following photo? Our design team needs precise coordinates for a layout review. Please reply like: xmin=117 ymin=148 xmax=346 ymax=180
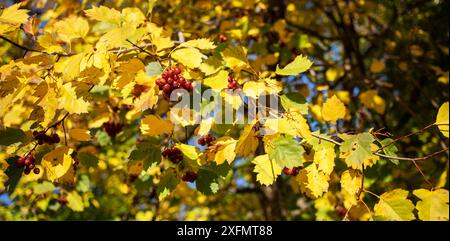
xmin=0 ymin=0 xmax=449 ymax=221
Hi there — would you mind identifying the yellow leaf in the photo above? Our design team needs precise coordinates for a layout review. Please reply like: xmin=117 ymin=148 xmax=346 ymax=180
xmin=199 ymin=56 xmax=222 ymax=76
xmin=54 ymin=53 xmax=85 ymax=81
xmin=263 ymin=118 xmax=295 ymax=136
xmin=275 ymin=55 xmax=313 ymax=76
xmin=235 ymin=123 xmax=259 ymax=157
xmin=58 ymin=83 xmax=89 ymax=114
xmin=0 ymin=3 xmax=29 ymax=35
xmin=37 ymin=32 xmax=65 ymax=53
xmin=67 ymin=191 xmax=84 ymax=212
xmin=359 ymin=90 xmax=386 ymax=114
xmin=314 ymin=146 xmax=336 ymax=175
xmin=435 ymin=102 xmax=449 ymax=138
xmin=69 ymin=129 xmax=91 ymax=141
xmin=180 ymin=38 xmax=216 ymax=50
xmin=84 ymin=6 xmax=121 ymax=25
xmin=325 ymin=68 xmax=343 ymax=82
xmin=374 ymin=189 xmax=415 ymax=221
xmin=283 ymin=111 xmax=312 ymax=139
xmin=297 ymin=164 xmax=329 ymax=199
xmin=42 ymin=147 xmax=74 ymax=182
xmin=151 ymin=34 xmax=174 ymax=52
xmin=340 ymin=169 xmax=362 ymax=196
xmin=171 ymin=47 xmax=205 ymax=69
xmin=370 ymin=59 xmax=385 ymax=73
xmin=322 ymin=95 xmax=346 ymax=124
xmin=207 ymin=136 xmax=237 ymax=165
xmin=203 ymin=70 xmax=229 ymax=91
xmin=140 ymin=115 xmax=174 ymax=136
xmin=413 ymin=188 xmax=449 ymax=221
xmin=220 ymin=45 xmax=250 ymax=71
xmin=197 ymin=118 xmax=214 ymax=136
xmin=243 ymin=81 xmax=267 ymax=98
xmin=54 ymin=16 xmax=89 ymax=43
xmin=252 ymin=154 xmax=281 ymax=186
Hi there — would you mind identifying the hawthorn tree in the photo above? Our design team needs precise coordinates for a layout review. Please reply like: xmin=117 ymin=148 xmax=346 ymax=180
xmin=0 ymin=0 xmax=448 ymax=221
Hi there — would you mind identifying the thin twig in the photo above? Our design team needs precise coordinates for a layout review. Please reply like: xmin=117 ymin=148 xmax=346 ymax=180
xmin=125 ymin=39 xmax=154 ymax=56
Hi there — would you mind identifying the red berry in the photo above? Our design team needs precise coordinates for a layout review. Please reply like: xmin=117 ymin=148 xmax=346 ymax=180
xmin=182 ymin=171 xmax=198 ymax=182
xmin=283 ymin=167 xmax=294 ymax=175
xmin=171 ymin=148 xmax=181 ymax=155
xmin=166 ymin=77 xmax=174 ymax=85
xmin=162 ymin=72 xmax=168 ymax=79
xmin=173 ymin=67 xmax=182 ymax=75
xmin=218 ymin=34 xmax=227 ymax=43
xmin=178 ymin=77 xmax=185 ymax=85
xmin=24 ymin=157 xmax=33 ymax=166
xmin=336 ymin=206 xmax=347 ymax=216
xmin=198 ymin=137 xmax=206 ymax=145
xmin=162 ymin=84 xmax=172 ymax=93
xmin=24 ymin=168 xmax=31 ymax=175
xmin=183 ymin=81 xmax=192 ymax=91
xmin=58 ymin=195 xmax=68 ymax=205
xmin=33 ymin=167 xmax=40 ymax=175
xmin=16 ymin=157 xmax=25 ymax=167
xmin=173 ymin=80 xmax=180 ymax=88
xmin=162 ymin=149 xmax=171 ymax=157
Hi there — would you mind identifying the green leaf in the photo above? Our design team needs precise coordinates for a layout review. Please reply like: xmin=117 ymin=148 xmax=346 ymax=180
xmin=268 ymin=136 xmax=304 ymax=168
xmin=339 ymin=133 xmax=374 ymax=169
xmin=377 ymin=138 xmax=399 ymax=165
xmin=32 ymin=181 xmax=55 ymax=195
xmin=95 ymin=130 xmax=111 ymax=146
xmin=275 ymin=55 xmax=312 ymax=76
xmin=90 ymin=85 xmax=109 ymax=99
xmin=0 ymin=128 xmax=26 ymax=146
xmin=129 ymin=138 xmax=161 ymax=169
xmin=76 ymin=174 xmax=90 ymax=192
xmin=4 ymin=156 xmax=24 ymax=195
xmin=77 ymin=152 xmax=98 ymax=167
xmin=280 ymin=92 xmax=308 ymax=115
xmin=196 ymin=163 xmax=230 ymax=195
xmin=156 ymin=169 xmax=179 ymax=200
xmin=145 ymin=61 xmax=162 ymax=77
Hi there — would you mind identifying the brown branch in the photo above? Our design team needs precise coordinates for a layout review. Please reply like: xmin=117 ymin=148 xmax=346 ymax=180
xmin=0 ymin=35 xmax=73 ymax=57
xmin=311 ymin=130 xmax=449 ymax=162
xmin=125 ymin=39 xmax=154 ymax=56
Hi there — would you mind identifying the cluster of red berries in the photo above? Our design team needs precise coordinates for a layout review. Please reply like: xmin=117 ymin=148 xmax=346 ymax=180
xmin=218 ymin=34 xmax=227 ymax=43
xmin=227 ymin=74 xmax=239 ymax=90
xmin=182 ymin=171 xmax=198 ymax=183
xmin=103 ymin=119 xmax=123 ymax=138
xmin=58 ymin=195 xmax=68 ymax=206
xmin=282 ymin=166 xmax=302 ymax=176
xmin=33 ymin=131 xmax=59 ymax=145
xmin=131 ymin=84 xmax=150 ymax=98
xmin=156 ymin=66 xmax=192 ymax=99
xmin=16 ymin=154 xmax=40 ymax=175
xmin=197 ymin=134 xmax=216 ymax=146
xmin=162 ymin=147 xmax=183 ymax=164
